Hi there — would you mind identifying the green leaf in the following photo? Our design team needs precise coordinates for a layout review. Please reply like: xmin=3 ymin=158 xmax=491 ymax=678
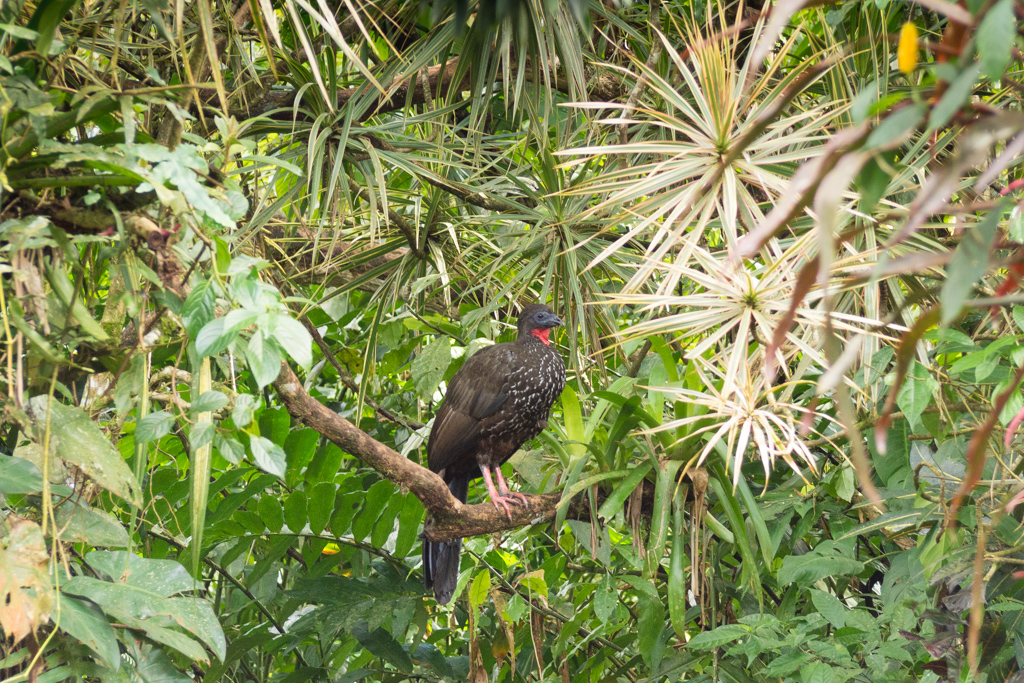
xmin=895 ymin=361 xmax=937 ymax=431
xmin=667 ymin=502 xmax=687 ymax=639
xmin=63 ymin=576 xmax=225 ymax=661
xmin=468 ymin=570 xmax=491 ymax=609
xmin=284 ymin=490 xmax=308 ymax=533
xmin=928 ymin=63 xmax=981 ymax=132
xmin=195 ymin=318 xmax=237 ymax=358
xmin=393 ymin=495 xmax=424 ymax=558
xmin=270 ymin=315 xmax=313 ymax=369
xmin=258 ymin=496 xmax=285 ymax=533
xmin=54 ymin=500 xmax=130 ymax=547
xmin=56 ymin=594 xmax=120 ymax=670
xmin=0 ymin=23 xmax=40 ymax=40
xmin=865 ymin=104 xmax=926 ymax=149
xmin=778 ymin=541 xmax=865 ymax=587
xmin=191 ymin=390 xmax=228 ymax=414
xmin=978 ymin=0 xmax=1015 ymax=81
xmin=181 ymin=278 xmax=215 ymax=337
xmin=246 ymin=330 xmax=284 ymax=389
xmin=412 ymin=337 xmax=451 ymax=400
xmin=351 ymin=622 xmax=413 ymax=673
xmin=810 ymin=589 xmax=847 ymax=628
xmin=136 ymin=411 xmax=175 ymax=444
xmin=250 ymin=436 xmax=286 ymax=477
xmin=214 ymin=434 xmax=244 ymax=464
xmin=85 ymin=551 xmax=195 ymax=597
xmin=941 ymin=205 xmax=1004 ymax=324
xmin=856 ymin=156 xmax=890 ymax=215
xmin=351 ymin=480 xmax=392 ymax=541
xmin=26 ymin=396 xmax=141 ymax=505
xmin=594 ymin=573 xmax=617 ymax=623
xmin=232 ymin=393 xmax=256 ymax=427
xmin=560 ymin=385 xmax=586 ymax=458
xmin=308 ymin=482 xmax=335 ymax=535
xmin=0 ymin=456 xmax=45 ymax=494
xmin=800 ymin=661 xmax=834 ymax=683
xmin=636 ymin=586 xmax=665 ymax=668
xmin=686 ymin=624 xmax=749 ymax=649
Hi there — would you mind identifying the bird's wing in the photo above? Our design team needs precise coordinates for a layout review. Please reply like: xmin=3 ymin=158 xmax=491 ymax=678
xmin=426 ymin=345 xmax=513 ymax=474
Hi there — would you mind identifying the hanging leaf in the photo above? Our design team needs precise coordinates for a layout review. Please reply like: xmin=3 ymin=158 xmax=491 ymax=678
xmin=412 ymin=337 xmax=452 ymax=400
xmin=26 ymin=396 xmax=141 ymax=505
xmin=0 ymin=517 xmax=52 ymax=645
xmin=941 ymin=206 xmax=1004 ymax=324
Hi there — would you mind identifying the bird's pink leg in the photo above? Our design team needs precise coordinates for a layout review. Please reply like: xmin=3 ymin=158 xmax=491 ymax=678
xmin=479 ymin=465 xmax=514 ymax=520
xmin=494 ymin=466 xmax=529 ymax=507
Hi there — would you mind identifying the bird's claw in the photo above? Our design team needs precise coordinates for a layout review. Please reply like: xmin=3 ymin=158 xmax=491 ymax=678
xmin=510 ymin=491 xmax=529 ymax=507
xmin=491 ymin=496 xmax=516 ymax=521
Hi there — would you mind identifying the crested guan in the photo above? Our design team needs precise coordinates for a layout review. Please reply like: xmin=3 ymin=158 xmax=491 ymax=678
xmin=423 ymin=303 xmax=566 ymax=604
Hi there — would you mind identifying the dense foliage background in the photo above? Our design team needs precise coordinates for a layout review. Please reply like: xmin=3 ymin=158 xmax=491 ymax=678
xmin=1 ymin=0 xmax=1024 ymax=680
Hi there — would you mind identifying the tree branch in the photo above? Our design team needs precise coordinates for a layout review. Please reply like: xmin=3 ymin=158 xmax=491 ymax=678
xmin=271 ymin=362 xmax=566 ymax=542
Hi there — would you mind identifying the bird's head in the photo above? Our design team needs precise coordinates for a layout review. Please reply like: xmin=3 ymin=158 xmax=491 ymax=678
xmin=517 ymin=304 xmax=564 ymax=346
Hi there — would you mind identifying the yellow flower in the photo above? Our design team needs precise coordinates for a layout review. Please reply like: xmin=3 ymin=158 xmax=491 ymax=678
xmin=898 ymin=22 xmax=919 ymax=75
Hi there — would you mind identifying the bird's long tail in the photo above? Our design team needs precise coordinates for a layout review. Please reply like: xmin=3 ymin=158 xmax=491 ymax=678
xmin=423 ymin=473 xmax=469 ymax=604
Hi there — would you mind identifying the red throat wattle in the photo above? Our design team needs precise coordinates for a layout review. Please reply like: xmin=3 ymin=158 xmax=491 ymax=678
xmin=531 ymin=328 xmax=551 ymax=345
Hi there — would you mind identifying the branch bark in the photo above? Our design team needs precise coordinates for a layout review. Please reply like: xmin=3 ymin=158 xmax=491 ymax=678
xmin=271 ymin=362 xmax=566 ymax=542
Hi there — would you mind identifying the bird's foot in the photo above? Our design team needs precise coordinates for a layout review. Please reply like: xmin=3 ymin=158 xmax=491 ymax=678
xmin=507 ymin=491 xmax=529 ymax=507
xmin=494 ymin=468 xmax=529 ymax=508
xmin=490 ymin=495 xmax=515 ymax=521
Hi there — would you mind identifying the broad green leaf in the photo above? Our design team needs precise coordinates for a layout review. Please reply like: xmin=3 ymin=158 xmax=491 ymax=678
xmin=56 ymin=594 xmax=120 ymax=670
xmin=636 ymin=585 xmax=665 ymax=668
xmin=284 ymin=490 xmax=308 ymax=533
xmin=468 ymin=570 xmax=491 ymax=609
xmin=687 ymin=624 xmax=749 ymax=649
xmin=978 ymin=0 xmax=1015 ymax=81
xmin=598 ymin=464 xmax=653 ymax=522
xmin=215 ymin=435 xmax=244 ymax=464
xmin=393 ymin=495 xmax=424 ymax=558
xmin=126 ymin=644 xmax=192 ymax=683
xmin=136 ymin=411 xmax=175 ymax=444
xmin=865 ymin=104 xmax=926 ymax=149
xmin=258 ymin=496 xmax=285 ymax=533
xmin=250 ymin=436 xmax=286 ymax=477
xmin=928 ymin=63 xmax=981 ymax=132
xmin=181 ymin=279 xmax=215 ymax=337
xmin=351 ymin=621 xmax=413 ymax=672
xmin=195 ymin=318 xmax=237 ymax=358
xmin=412 ymin=337 xmax=451 ymax=400
xmin=232 ymin=393 xmax=256 ymax=427
xmin=63 ymin=577 xmax=225 ymax=660
xmin=941 ymin=206 xmax=1003 ymax=324
xmin=810 ymin=589 xmax=847 ymax=628
xmin=85 ymin=552 xmax=194 ymax=597
xmin=800 ymin=661 xmax=834 ymax=683
xmin=191 ymin=390 xmax=228 ymax=413
xmin=246 ymin=330 xmax=284 ymax=389
xmin=895 ymin=361 xmax=937 ymax=431
xmin=270 ymin=315 xmax=313 ymax=369
xmin=308 ymin=482 xmax=335 ymax=535
xmin=54 ymin=501 xmax=129 ymax=547
xmin=26 ymin=396 xmax=141 ymax=505
xmin=0 ymin=457 xmax=45 ymax=494
xmin=594 ymin=573 xmax=617 ymax=623
xmin=351 ymin=480 xmax=393 ymax=542
xmin=778 ymin=541 xmax=865 ymax=587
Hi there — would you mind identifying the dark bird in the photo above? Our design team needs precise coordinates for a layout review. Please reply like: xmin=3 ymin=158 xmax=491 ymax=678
xmin=423 ymin=303 xmax=566 ymax=604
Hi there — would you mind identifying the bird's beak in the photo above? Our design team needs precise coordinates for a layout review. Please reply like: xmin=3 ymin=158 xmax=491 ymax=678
xmin=548 ymin=315 xmax=565 ymax=328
